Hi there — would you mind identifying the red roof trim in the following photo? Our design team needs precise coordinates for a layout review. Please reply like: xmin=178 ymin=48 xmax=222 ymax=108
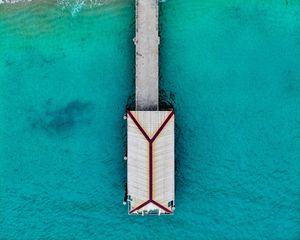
xmin=127 ymin=111 xmax=151 ymax=142
xmin=130 ymin=200 xmax=173 ymax=214
xmin=149 ymin=142 xmax=153 ymax=200
xmin=151 ymin=111 xmax=174 ymax=143
xmin=129 ymin=200 xmax=151 ymax=214
xmin=152 ymin=200 xmax=172 ymax=214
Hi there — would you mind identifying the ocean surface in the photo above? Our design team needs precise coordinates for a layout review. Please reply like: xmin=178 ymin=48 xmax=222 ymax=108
xmin=1 ymin=0 xmax=300 ymax=239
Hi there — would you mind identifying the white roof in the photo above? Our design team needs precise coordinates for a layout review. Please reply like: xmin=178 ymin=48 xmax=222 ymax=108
xmin=127 ymin=111 xmax=175 ymax=215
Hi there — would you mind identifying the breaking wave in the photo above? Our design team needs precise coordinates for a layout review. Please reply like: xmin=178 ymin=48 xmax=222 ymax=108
xmin=0 ymin=0 xmax=33 ymax=4
xmin=0 ymin=0 xmax=109 ymax=16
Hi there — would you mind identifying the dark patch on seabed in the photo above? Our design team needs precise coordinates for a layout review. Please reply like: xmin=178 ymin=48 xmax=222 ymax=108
xmin=31 ymin=99 xmax=93 ymax=135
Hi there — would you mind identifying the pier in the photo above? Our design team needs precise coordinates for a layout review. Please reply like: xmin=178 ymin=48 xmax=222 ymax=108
xmin=135 ymin=0 xmax=159 ymax=111
xmin=126 ymin=0 xmax=175 ymax=215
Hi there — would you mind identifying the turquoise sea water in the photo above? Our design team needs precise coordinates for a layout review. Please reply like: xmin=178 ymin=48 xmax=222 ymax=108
xmin=1 ymin=0 xmax=300 ymax=239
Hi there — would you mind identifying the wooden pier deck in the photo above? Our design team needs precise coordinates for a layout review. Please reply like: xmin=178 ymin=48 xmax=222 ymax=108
xmin=126 ymin=0 xmax=175 ymax=216
xmin=135 ymin=0 xmax=159 ymax=111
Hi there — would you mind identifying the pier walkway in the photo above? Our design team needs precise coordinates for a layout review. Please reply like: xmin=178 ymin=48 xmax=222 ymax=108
xmin=135 ymin=0 xmax=159 ymax=111
xmin=126 ymin=0 xmax=175 ymax=216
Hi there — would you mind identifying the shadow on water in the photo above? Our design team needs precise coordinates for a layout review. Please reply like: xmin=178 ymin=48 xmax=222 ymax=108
xmin=125 ymin=93 xmax=135 ymax=111
xmin=159 ymin=89 xmax=175 ymax=110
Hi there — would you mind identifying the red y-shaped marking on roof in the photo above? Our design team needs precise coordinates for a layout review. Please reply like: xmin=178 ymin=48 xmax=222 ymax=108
xmin=127 ymin=111 xmax=174 ymax=214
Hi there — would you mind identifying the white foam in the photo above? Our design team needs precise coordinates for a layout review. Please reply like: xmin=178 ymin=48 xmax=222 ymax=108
xmin=0 ymin=0 xmax=109 ymax=6
xmin=57 ymin=0 xmax=107 ymax=16
xmin=0 ymin=0 xmax=108 ymax=17
xmin=71 ymin=0 xmax=85 ymax=16
xmin=0 ymin=0 xmax=33 ymax=4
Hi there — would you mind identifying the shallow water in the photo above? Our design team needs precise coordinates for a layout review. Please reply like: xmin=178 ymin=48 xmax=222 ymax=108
xmin=1 ymin=0 xmax=300 ymax=239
